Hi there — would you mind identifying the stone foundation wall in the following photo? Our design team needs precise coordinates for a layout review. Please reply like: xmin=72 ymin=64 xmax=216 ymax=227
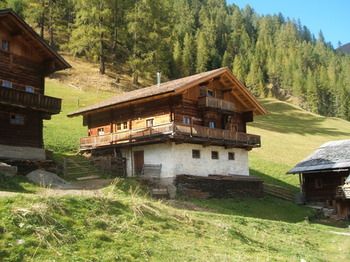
xmin=175 ymin=175 xmax=264 ymax=199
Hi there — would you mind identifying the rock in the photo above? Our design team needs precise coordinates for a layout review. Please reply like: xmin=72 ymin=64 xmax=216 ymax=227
xmin=26 ymin=169 xmax=68 ymax=188
xmin=0 ymin=162 xmax=17 ymax=177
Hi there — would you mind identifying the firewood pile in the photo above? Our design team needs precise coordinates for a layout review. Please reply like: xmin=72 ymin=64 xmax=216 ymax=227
xmin=175 ymin=174 xmax=264 ymax=199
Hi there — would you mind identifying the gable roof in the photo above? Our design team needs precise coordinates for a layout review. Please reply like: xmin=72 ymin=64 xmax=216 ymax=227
xmin=68 ymin=67 xmax=267 ymax=117
xmin=287 ymin=140 xmax=350 ymax=174
xmin=0 ymin=9 xmax=70 ymax=74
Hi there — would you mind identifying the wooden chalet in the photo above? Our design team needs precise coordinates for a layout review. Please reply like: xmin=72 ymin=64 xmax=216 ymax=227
xmin=288 ymin=140 xmax=350 ymax=219
xmin=0 ymin=9 xmax=70 ymax=160
xmin=68 ymin=67 xmax=266 ymax=184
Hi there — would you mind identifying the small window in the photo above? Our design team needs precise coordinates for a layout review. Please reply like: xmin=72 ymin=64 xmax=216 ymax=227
xmin=207 ymin=89 xmax=214 ymax=97
xmin=98 ymin=128 xmax=105 ymax=136
xmin=209 ymin=121 xmax=216 ymax=129
xmin=228 ymin=152 xmax=235 ymax=160
xmin=1 ymin=40 xmax=9 ymax=51
xmin=25 ymin=86 xmax=34 ymax=93
xmin=183 ymin=116 xmax=191 ymax=125
xmin=117 ymin=122 xmax=128 ymax=131
xmin=146 ymin=119 xmax=154 ymax=128
xmin=211 ymin=151 xmax=219 ymax=160
xmin=2 ymin=80 xmax=12 ymax=88
xmin=192 ymin=149 xmax=200 ymax=159
xmin=10 ymin=114 xmax=24 ymax=125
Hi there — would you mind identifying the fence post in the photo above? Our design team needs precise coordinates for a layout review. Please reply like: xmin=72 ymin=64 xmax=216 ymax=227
xmin=63 ymin=158 xmax=67 ymax=177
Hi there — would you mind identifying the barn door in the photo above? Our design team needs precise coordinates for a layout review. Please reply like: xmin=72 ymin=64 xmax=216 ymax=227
xmin=133 ymin=151 xmax=144 ymax=175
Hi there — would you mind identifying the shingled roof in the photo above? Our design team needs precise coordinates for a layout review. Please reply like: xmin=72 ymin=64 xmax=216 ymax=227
xmin=287 ymin=140 xmax=350 ymax=174
xmin=68 ymin=67 xmax=266 ymax=117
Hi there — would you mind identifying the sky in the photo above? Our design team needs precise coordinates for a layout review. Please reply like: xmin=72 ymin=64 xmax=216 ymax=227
xmin=227 ymin=0 xmax=349 ymax=47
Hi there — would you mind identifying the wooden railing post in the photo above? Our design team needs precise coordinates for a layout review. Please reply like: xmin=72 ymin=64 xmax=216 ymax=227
xmin=63 ymin=158 xmax=67 ymax=177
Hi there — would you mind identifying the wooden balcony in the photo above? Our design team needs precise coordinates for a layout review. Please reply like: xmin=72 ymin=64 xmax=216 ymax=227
xmin=80 ymin=122 xmax=261 ymax=150
xmin=198 ymin=96 xmax=236 ymax=112
xmin=0 ymin=87 xmax=61 ymax=114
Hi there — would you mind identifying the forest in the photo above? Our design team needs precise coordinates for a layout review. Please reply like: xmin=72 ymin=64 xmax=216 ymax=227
xmin=1 ymin=0 xmax=350 ymax=120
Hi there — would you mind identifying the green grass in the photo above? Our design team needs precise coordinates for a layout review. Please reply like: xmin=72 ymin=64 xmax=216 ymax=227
xmin=0 ymin=173 xmax=38 ymax=194
xmin=44 ymin=79 xmax=113 ymax=153
xmin=248 ymin=98 xmax=350 ymax=187
xmin=0 ymin=186 xmax=349 ymax=261
xmin=1 ymin=79 xmax=350 ymax=261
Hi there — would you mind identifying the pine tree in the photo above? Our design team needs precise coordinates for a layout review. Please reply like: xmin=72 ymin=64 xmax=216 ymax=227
xmin=182 ymin=33 xmax=195 ymax=76
xmin=173 ymin=40 xmax=183 ymax=77
xmin=196 ymin=30 xmax=210 ymax=73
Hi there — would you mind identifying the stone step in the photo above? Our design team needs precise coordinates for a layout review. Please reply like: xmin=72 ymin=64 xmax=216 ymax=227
xmin=76 ymin=175 xmax=101 ymax=181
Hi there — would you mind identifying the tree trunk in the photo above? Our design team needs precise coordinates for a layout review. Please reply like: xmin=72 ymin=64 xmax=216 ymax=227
xmin=99 ymin=0 xmax=105 ymax=75
xmin=132 ymin=71 xmax=138 ymax=85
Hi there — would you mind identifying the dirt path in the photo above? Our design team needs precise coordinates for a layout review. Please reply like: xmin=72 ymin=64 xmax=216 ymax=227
xmin=0 ymin=179 xmax=114 ymax=198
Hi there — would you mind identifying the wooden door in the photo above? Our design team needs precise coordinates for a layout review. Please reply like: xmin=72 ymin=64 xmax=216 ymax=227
xmin=133 ymin=150 xmax=144 ymax=175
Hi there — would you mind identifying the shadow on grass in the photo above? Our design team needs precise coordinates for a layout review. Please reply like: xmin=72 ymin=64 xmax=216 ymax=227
xmin=252 ymin=99 xmax=349 ymax=136
xmin=0 ymin=174 xmax=36 ymax=193
xmin=250 ymin=168 xmax=299 ymax=192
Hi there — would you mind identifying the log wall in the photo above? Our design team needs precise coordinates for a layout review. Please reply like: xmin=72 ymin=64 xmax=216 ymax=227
xmin=175 ymin=174 xmax=264 ymax=199
xmin=0 ymin=105 xmax=43 ymax=147
xmin=303 ymin=172 xmax=348 ymax=202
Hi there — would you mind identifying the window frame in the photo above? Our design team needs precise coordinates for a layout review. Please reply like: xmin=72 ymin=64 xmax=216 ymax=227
xmin=1 ymin=40 xmax=9 ymax=51
xmin=211 ymin=151 xmax=219 ymax=160
xmin=146 ymin=118 xmax=154 ymax=128
xmin=97 ymin=127 xmax=105 ymax=136
xmin=2 ymin=80 xmax=12 ymax=88
xmin=9 ymin=113 xmax=25 ymax=125
xmin=192 ymin=149 xmax=200 ymax=159
xmin=183 ymin=116 xmax=191 ymax=125
xmin=25 ymin=86 xmax=35 ymax=93
xmin=228 ymin=152 xmax=235 ymax=160
xmin=209 ymin=121 xmax=216 ymax=129
xmin=207 ymin=89 xmax=214 ymax=97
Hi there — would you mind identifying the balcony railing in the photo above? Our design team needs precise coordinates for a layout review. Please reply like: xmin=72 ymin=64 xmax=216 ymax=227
xmin=0 ymin=87 xmax=61 ymax=114
xmin=198 ymin=96 xmax=236 ymax=112
xmin=80 ymin=122 xmax=261 ymax=150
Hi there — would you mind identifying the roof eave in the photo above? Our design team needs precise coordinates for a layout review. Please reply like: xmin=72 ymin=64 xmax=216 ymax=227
xmin=0 ymin=9 xmax=71 ymax=72
xmin=67 ymin=90 xmax=176 ymax=117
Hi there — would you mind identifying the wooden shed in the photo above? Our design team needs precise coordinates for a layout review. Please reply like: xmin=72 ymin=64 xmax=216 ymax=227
xmin=288 ymin=140 xmax=350 ymax=219
xmin=0 ymin=9 xmax=70 ymax=160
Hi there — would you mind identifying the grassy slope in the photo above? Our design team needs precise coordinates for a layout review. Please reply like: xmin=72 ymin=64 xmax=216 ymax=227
xmin=1 ymin=72 xmax=350 ymax=260
xmin=44 ymin=79 xmax=113 ymax=153
xmin=248 ymin=99 xmax=350 ymax=190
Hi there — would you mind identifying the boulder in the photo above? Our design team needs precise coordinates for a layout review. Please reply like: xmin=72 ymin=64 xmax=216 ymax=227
xmin=0 ymin=162 xmax=17 ymax=177
xmin=26 ymin=169 xmax=68 ymax=188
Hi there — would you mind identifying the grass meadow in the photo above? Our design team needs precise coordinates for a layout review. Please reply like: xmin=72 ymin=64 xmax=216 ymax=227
xmin=0 ymin=79 xmax=349 ymax=261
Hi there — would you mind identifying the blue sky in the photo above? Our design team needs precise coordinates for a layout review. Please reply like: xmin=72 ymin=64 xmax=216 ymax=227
xmin=227 ymin=0 xmax=349 ymax=47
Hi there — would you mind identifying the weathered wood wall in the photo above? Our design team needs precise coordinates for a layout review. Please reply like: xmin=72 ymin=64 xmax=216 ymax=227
xmin=0 ymin=105 xmax=43 ymax=147
xmin=84 ymin=79 xmax=252 ymax=144
xmin=303 ymin=172 xmax=348 ymax=202
xmin=0 ymin=50 xmax=44 ymax=93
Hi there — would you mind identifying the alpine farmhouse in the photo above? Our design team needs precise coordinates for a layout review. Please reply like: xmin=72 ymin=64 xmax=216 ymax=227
xmin=0 ymin=9 xmax=70 ymax=160
xmin=69 ymin=68 xmax=266 ymax=185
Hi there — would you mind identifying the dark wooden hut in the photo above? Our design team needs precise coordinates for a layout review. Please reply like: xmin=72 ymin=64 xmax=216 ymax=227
xmin=288 ymin=140 xmax=350 ymax=219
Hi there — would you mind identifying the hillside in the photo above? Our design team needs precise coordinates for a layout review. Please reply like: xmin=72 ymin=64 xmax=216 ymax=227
xmin=337 ymin=42 xmax=350 ymax=54
xmin=2 ymin=0 xmax=350 ymax=120
xmin=1 ymin=64 xmax=350 ymax=260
